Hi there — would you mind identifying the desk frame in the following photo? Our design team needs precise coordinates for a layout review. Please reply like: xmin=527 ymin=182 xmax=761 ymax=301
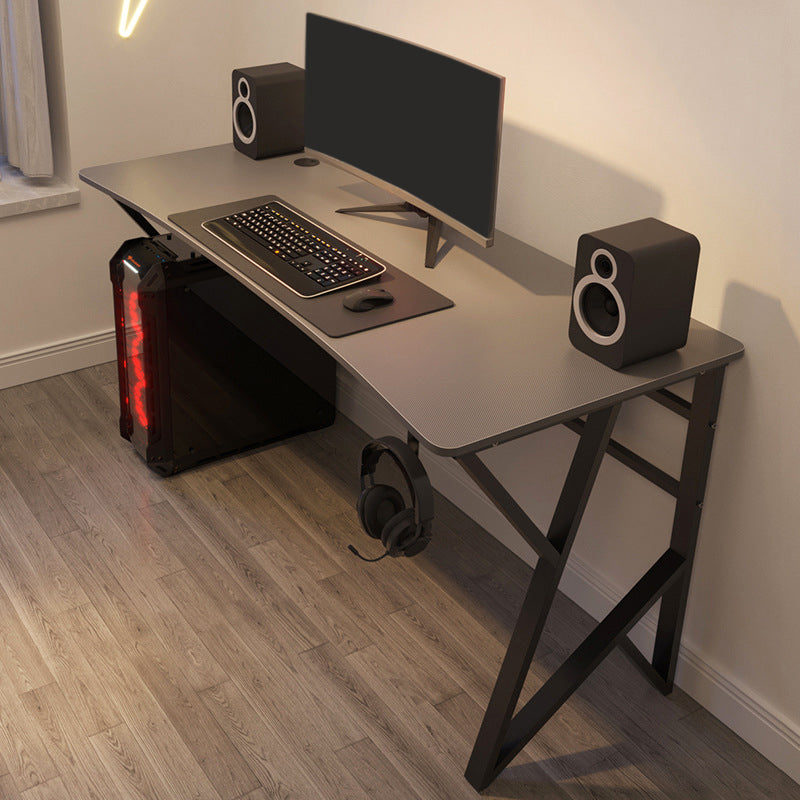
xmin=81 ymin=147 xmax=742 ymax=792
xmin=458 ymin=367 xmax=724 ymax=790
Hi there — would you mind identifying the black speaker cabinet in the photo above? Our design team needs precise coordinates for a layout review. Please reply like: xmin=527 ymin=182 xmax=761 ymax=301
xmin=569 ymin=217 xmax=700 ymax=369
xmin=232 ymin=62 xmax=304 ymax=159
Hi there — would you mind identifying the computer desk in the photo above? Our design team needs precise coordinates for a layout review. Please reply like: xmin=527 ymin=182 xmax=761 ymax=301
xmin=81 ymin=144 xmax=744 ymax=791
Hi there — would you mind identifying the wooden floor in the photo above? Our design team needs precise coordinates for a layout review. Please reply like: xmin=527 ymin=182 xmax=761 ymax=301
xmin=0 ymin=362 xmax=796 ymax=799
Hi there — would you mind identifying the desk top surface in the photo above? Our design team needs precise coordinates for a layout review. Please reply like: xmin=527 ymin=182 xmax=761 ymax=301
xmin=81 ymin=145 xmax=743 ymax=456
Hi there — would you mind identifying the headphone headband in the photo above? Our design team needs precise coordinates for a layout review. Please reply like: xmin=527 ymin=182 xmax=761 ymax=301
xmin=359 ymin=436 xmax=434 ymax=531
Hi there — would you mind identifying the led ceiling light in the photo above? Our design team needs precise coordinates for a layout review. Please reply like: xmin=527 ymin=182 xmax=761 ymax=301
xmin=119 ymin=0 xmax=149 ymax=37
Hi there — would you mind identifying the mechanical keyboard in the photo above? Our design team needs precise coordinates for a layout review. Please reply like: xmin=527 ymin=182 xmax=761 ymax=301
xmin=201 ymin=199 xmax=386 ymax=298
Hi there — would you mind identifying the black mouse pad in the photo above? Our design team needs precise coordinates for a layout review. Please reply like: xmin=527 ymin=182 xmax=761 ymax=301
xmin=168 ymin=195 xmax=453 ymax=338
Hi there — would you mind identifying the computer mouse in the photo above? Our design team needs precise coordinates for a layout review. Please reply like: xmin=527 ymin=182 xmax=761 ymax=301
xmin=343 ymin=286 xmax=395 ymax=312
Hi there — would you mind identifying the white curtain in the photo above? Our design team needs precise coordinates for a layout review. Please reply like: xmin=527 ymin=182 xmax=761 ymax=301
xmin=0 ymin=0 xmax=53 ymax=178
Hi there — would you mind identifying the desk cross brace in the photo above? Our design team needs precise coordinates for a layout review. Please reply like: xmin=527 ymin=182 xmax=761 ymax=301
xmin=458 ymin=367 xmax=726 ymax=790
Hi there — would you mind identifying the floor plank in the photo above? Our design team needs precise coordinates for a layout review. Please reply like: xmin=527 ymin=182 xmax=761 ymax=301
xmin=19 ymin=682 xmax=119 ymax=800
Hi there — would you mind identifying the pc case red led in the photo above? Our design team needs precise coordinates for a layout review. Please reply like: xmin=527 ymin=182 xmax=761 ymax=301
xmin=110 ymin=234 xmax=336 ymax=475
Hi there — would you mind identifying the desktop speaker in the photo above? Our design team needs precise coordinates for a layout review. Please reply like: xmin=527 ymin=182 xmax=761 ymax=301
xmin=568 ymin=217 xmax=700 ymax=369
xmin=232 ymin=63 xmax=304 ymax=159
xmin=351 ymin=437 xmax=434 ymax=561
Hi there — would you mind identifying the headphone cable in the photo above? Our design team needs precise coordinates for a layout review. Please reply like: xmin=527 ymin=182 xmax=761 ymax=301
xmin=347 ymin=544 xmax=390 ymax=562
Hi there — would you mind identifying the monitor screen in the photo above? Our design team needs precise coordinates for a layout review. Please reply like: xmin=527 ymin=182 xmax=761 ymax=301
xmin=304 ymin=14 xmax=504 ymax=247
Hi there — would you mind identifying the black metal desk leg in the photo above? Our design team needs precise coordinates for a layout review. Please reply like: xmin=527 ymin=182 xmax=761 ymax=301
xmin=651 ymin=367 xmax=725 ymax=691
xmin=463 ymin=403 xmax=620 ymax=791
xmin=115 ymin=199 xmax=160 ymax=237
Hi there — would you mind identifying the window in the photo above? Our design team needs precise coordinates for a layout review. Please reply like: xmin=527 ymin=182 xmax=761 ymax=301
xmin=0 ymin=0 xmax=78 ymax=218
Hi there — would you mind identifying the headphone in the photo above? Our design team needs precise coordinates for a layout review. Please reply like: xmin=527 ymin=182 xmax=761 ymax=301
xmin=351 ymin=436 xmax=434 ymax=561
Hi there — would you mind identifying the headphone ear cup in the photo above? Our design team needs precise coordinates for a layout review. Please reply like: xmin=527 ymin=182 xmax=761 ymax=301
xmin=381 ymin=507 xmax=417 ymax=555
xmin=357 ymin=484 xmax=404 ymax=539
xmin=400 ymin=531 xmax=430 ymax=558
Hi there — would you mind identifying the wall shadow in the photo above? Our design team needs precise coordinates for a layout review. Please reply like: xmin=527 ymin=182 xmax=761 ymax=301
xmin=334 ymin=121 xmax=664 ymax=298
xmin=691 ymin=282 xmax=797 ymax=659
xmin=497 ymin=124 xmax=664 ymax=261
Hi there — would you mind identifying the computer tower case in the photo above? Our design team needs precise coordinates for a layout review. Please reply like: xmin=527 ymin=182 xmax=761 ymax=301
xmin=110 ymin=234 xmax=335 ymax=475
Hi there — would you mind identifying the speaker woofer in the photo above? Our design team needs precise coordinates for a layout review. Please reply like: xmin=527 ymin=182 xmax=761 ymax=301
xmin=572 ymin=269 xmax=626 ymax=346
xmin=581 ymin=282 xmax=620 ymax=336
xmin=235 ymin=99 xmax=254 ymax=140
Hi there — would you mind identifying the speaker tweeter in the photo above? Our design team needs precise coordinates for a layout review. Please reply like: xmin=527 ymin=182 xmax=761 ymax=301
xmin=231 ymin=63 xmax=304 ymax=160
xmin=569 ymin=218 xmax=700 ymax=369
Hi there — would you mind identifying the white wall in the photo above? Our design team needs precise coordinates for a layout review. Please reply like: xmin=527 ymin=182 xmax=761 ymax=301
xmin=4 ymin=0 xmax=799 ymax=784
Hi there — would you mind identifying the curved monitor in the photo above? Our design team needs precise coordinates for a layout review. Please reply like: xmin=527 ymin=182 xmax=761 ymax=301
xmin=304 ymin=14 xmax=504 ymax=258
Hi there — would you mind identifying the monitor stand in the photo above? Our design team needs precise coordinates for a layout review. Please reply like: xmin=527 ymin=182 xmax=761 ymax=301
xmin=336 ymin=202 xmax=442 ymax=268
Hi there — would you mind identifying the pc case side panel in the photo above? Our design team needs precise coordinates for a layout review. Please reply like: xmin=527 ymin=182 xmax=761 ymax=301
xmin=137 ymin=265 xmax=174 ymax=475
xmin=110 ymin=261 xmax=134 ymax=441
xmin=191 ymin=274 xmax=337 ymax=409
xmin=163 ymin=272 xmax=336 ymax=474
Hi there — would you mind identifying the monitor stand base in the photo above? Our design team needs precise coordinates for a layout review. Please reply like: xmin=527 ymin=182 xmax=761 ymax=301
xmin=336 ymin=202 xmax=442 ymax=268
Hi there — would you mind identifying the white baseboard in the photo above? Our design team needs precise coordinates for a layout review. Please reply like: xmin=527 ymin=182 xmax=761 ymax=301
xmin=336 ymin=368 xmax=800 ymax=786
xmin=0 ymin=330 xmax=116 ymax=391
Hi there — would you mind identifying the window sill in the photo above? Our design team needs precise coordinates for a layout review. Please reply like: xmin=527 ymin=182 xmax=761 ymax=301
xmin=0 ymin=160 xmax=80 ymax=219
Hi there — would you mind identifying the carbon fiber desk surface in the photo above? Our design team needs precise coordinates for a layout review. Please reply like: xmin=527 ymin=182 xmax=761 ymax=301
xmin=80 ymin=144 xmax=743 ymax=457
